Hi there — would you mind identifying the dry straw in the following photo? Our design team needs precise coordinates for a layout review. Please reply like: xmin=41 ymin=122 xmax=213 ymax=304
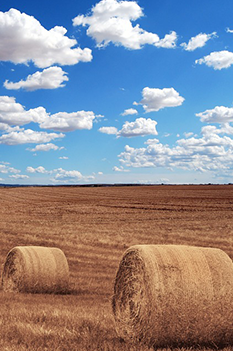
xmin=112 ymin=244 xmax=233 ymax=348
xmin=2 ymin=246 xmax=69 ymax=293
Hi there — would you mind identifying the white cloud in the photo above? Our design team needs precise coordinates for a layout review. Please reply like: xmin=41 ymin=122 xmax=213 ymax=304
xmin=226 ymin=28 xmax=233 ymax=33
xmin=121 ymin=108 xmax=138 ymax=116
xmin=154 ymin=31 xmax=177 ymax=49
xmin=181 ymin=32 xmax=217 ymax=51
xmin=0 ymin=8 xmax=92 ymax=68
xmin=51 ymin=168 xmax=95 ymax=183
xmin=118 ymin=117 xmax=158 ymax=137
xmin=195 ymin=50 xmax=233 ymax=70
xmin=113 ymin=166 xmax=129 ymax=172
xmin=0 ymin=96 xmax=98 ymax=132
xmin=118 ymin=126 xmax=233 ymax=173
xmin=201 ymin=123 xmax=233 ymax=136
xmin=0 ymin=128 xmax=64 ymax=145
xmin=4 ymin=67 xmax=69 ymax=91
xmin=144 ymin=138 xmax=160 ymax=145
xmin=184 ymin=132 xmax=194 ymax=138
xmin=73 ymin=0 xmax=177 ymax=50
xmin=0 ymin=164 xmax=20 ymax=174
xmin=9 ymin=174 xmax=29 ymax=179
xmin=0 ymin=123 xmax=9 ymax=130
xmin=27 ymin=143 xmax=63 ymax=152
xmin=26 ymin=165 xmax=95 ymax=183
xmin=99 ymin=118 xmax=158 ymax=138
xmin=40 ymin=111 xmax=96 ymax=132
xmin=137 ymin=87 xmax=185 ymax=112
xmin=59 ymin=156 xmax=69 ymax=160
xmin=98 ymin=126 xmax=118 ymax=134
xmin=196 ymin=106 xmax=233 ymax=123
xmin=0 ymin=96 xmax=48 ymax=126
xmin=27 ymin=166 xmax=50 ymax=174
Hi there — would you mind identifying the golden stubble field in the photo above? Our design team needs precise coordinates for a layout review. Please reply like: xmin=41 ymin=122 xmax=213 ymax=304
xmin=0 ymin=184 xmax=233 ymax=350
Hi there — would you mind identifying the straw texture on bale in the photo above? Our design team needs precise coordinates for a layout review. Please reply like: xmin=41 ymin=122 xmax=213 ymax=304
xmin=2 ymin=246 xmax=69 ymax=293
xmin=112 ymin=245 xmax=233 ymax=347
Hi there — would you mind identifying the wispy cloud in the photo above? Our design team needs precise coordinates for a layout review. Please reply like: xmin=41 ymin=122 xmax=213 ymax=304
xmin=27 ymin=143 xmax=64 ymax=152
xmin=181 ymin=32 xmax=217 ymax=51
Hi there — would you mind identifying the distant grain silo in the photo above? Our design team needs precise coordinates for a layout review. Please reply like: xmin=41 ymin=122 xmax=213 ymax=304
xmin=112 ymin=244 xmax=233 ymax=347
xmin=2 ymin=246 xmax=69 ymax=293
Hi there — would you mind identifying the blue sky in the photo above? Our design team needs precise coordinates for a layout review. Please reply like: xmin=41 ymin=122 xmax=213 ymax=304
xmin=1 ymin=0 xmax=233 ymax=184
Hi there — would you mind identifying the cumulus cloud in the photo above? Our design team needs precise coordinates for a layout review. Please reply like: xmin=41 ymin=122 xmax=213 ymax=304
xmin=195 ymin=50 xmax=233 ymax=70
xmin=117 ymin=117 xmax=157 ymax=137
xmin=181 ymin=32 xmax=217 ymax=51
xmin=0 ymin=123 xmax=9 ymax=130
xmin=0 ymin=128 xmax=64 ymax=145
xmin=0 ymin=96 xmax=48 ymax=126
xmin=137 ymin=87 xmax=185 ymax=112
xmin=99 ymin=118 xmax=158 ymax=138
xmin=98 ymin=126 xmax=118 ymax=134
xmin=4 ymin=67 xmax=69 ymax=91
xmin=0 ymin=9 xmax=92 ymax=68
xmin=26 ymin=166 xmax=50 ymax=174
xmin=154 ymin=31 xmax=177 ymax=49
xmin=118 ymin=126 xmax=233 ymax=173
xmin=121 ymin=108 xmax=138 ymax=116
xmin=201 ymin=123 xmax=233 ymax=136
xmin=53 ymin=168 xmax=82 ymax=180
xmin=196 ymin=106 xmax=233 ymax=123
xmin=27 ymin=143 xmax=64 ymax=152
xmin=0 ymin=96 xmax=98 ymax=132
xmin=26 ymin=165 xmax=95 ymax=183
xmin=0 ymin=164 xmax=20 ymax=174
xmin=51 ymin=168 xmax=95 ymax=183
xmin=73 ymin=0 xmax=177 ymax=50
xmin=40 ymin=111 xmax=96 ymax=132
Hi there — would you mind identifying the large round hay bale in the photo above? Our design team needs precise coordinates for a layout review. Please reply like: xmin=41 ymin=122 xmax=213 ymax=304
xmin=2 ymin=246 xmax=69 ymax=293
xmin=112 ymin=244 xmax=233 ymax=347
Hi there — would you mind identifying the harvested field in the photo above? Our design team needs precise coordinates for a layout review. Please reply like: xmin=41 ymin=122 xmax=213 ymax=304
xmin=0 ymin=184 xmax=233 ymax=350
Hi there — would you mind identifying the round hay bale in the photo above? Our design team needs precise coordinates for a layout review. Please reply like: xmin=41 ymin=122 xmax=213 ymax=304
xmin=112 ymin=244 xmax=233 ymax=347
xmin=2 ymin=246 xmax=69 ymax=293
